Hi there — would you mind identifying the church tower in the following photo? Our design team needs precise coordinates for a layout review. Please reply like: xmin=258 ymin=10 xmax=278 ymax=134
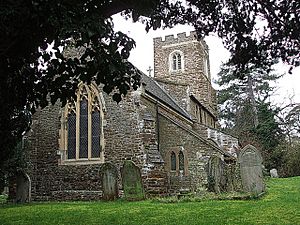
xmin=153 ymin=31 xmax=218 ymax=128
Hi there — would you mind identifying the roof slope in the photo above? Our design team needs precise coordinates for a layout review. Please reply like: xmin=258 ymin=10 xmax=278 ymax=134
xmin=141 ymin=73 xmax=192 ymax=120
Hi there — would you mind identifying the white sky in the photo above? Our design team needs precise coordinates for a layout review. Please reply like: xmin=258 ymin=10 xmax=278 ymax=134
xmin=112 ymin=14 xmax=300 ymax=104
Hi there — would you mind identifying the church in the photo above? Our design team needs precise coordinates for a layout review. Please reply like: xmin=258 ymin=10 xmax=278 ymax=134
xmin=15 ymin=31 xmax=239 ymax=201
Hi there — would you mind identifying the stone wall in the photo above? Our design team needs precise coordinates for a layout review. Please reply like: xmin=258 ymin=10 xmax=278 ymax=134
xmin=139 ymin=96 xmax=168 ymax=196
xmin=158 ymin=110 xmax=221 ymax=194
xmin=23 ymin=88 xmax=148 ymax=201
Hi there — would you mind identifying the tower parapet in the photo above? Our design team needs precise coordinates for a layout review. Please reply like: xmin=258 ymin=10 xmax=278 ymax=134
xmin=154 ymin=31 xmax=198 ymax=44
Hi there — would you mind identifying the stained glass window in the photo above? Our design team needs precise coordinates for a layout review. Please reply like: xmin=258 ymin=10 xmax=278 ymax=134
xmin=79 ymin=98 xmax=88 ymax=158
xmin=91 ymin=110 xmax=101 ymax=158
xmin=67 ymin=111 xmax=76 ymax=159
xmin=179 ymin=151 xmax=184 ymax=171
xmin=171 ymin=151 xmax=176 ymax=171
xmin=65 ymin=84 xmax=103 ymax=162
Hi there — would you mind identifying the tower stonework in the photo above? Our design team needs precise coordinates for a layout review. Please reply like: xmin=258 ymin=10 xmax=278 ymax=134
xmin=153 ymin=31 xmax=217 ymax=119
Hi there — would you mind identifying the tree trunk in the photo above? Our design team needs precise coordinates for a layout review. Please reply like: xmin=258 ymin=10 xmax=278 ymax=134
xmin=247 ymin=76 xmax=259 ymax=127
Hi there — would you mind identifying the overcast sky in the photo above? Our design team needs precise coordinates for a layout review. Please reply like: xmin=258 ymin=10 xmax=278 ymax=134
xmin=112 ymin=14 xmax=300 ymax=104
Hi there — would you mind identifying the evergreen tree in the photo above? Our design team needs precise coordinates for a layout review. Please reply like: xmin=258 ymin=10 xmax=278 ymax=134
xmin=216 ymin=62 xmax=284 ymax=168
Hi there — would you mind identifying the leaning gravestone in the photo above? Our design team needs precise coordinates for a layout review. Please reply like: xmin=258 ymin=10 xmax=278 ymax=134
xmin=206 ymin=156 xmax=223 ymax=193
xmin=101 ymin=162 xmax=119 ymax=200
xmin=238 ymin=145 xmax=265 ymax=194
xmin=121 ymin=160 xmax=145 ymax=200
xmin=16 ymin=171 xmax=31 ymax=203
xmin=270 ymin=168 xmax=279 ymax=178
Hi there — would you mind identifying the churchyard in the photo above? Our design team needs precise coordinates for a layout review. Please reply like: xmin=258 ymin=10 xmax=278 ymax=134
xmin=0 ymin=176 xmax=299 ymax=225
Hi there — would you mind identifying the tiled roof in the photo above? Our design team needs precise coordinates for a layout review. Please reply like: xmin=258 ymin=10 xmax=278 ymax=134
xmin=141 ymin=73 xmax=192 ymax=120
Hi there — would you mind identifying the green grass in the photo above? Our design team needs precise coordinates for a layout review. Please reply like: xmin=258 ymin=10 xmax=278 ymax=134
xmin=0 ymin=177 xmax=299 ymax=225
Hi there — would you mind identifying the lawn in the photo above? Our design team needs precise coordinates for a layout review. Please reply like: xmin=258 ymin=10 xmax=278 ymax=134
xmin=0 ymin=177 xmax=299 ymax=225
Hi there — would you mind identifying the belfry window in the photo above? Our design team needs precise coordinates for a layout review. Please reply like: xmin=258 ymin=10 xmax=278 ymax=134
xmin=172 ymin=53 xmax=181 ymax=70
xmin=60 ymin=83 xmax=105 ymax=163
xmin=169 ymin=51 xmax=183 ymax=72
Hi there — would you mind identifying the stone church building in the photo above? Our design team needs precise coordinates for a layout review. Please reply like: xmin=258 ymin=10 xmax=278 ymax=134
xmin=15 ymin=31 xmax=239 ymax=201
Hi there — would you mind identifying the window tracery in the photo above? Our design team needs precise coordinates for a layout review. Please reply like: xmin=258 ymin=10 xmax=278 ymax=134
xmin=169 ymin=51 xmax=184 ymax=72
xmin=59 ymin=83 xmax=105 ymax=164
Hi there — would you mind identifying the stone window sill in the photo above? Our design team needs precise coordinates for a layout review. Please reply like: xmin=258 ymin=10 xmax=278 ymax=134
xmin=169 ymin=70 xmax=184 ymax=74
xmin=58 ymin=158 xmax=104 ymax=165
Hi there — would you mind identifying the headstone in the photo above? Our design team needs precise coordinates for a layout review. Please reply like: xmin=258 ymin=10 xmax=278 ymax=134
xmin=238 ymin=145 xmax=265 ymax=194
xmin=101 ymin=162 xmax=119 ymax=201
xmin=16 ymin=172 xmax=31 ymax=203
xmin=206 ymin=156 xmax=223 ymax=193
xmin=121 ymin=160 xmax=145 ymax=200
xmin=3 ymin=186 xmax=9 ymax=195
xmin=270 ymin=168 xmax=279 ymax=178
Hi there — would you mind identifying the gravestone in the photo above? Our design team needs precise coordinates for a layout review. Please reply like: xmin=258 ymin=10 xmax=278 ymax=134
xmin=207 ymin=156 xmax=238 ymax=193
xmin=238 ymin=145 xmax=265 ymax=194
xmin=16 ymin=172 xmax=31 ymax=203
xmin=121 ymin=160 xmax=145 ymax=200
xmin=206 ymin=156 xmax=223 ymax=193
xmin=270 ymin=168 xmax=279 ymax=178
xmin=101 ymin=162 xmax=119 ymax=200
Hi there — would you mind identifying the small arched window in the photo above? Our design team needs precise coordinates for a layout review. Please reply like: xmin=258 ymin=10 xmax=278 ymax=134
xmin=169 ymin=149 xmax=187 ymax=175
xmin=171 ymin=151 xmax=176 ymax=171
xmin=169 ymin=51 xmax=183 ymax=72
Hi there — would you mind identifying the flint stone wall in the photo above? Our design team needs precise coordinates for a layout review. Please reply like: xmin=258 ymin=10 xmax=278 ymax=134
xmin=21 ymin=90 xmax=147 ymax=201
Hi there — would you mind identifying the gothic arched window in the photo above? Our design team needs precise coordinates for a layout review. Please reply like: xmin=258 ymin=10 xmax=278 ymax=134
xmin=169 ymin=149 xmax=187 ymax=175
xmin=169 ymin=51 xmax=184 ymax=72
xmin=60 ymin=83 xmax=105 ymax=163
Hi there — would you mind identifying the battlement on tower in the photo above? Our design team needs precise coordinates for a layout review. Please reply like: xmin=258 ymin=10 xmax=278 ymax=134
xmin=153 ymin=31 xmax=208 ymax=50
xmin=154 ymin=31 xmax=197 ymax=43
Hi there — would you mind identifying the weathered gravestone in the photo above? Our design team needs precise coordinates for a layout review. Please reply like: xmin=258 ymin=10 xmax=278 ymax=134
xmin=238 ymin=145 xmax=265 ymax=194
xmin=207 ymin=156 xmax=238 ymax=193
xmin=121 ymin=160 xmax=145 ymax=200
xmin=206 ymin=156 xmax=223 ymax=193
xmin=270 ymin=168 xmax=279 ymax=178
xmin=16 ymin=171 xmax=31 ymax=203
xmin=101 ymin=162 xmax=119 ymax=200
